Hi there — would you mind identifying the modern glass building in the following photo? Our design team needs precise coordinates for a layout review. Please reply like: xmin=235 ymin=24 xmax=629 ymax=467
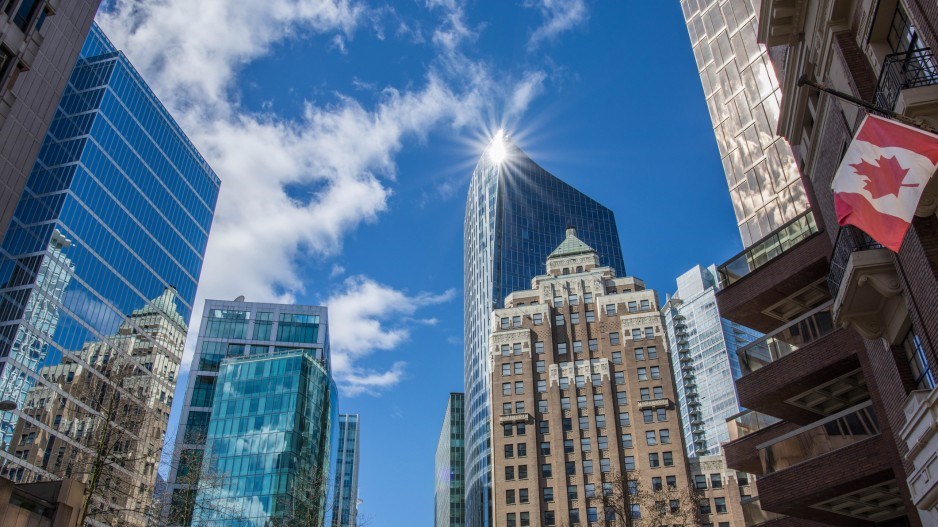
xmin=168 ymin=299 xmax=335 ymax=526
xmin=463 ymin=136 xmax=625 ymax=527
xmin=332 ymin=414 xmax=360 ymax=527
xmin=435 ymin=393 xmax=464 ymax=527
xmin=0 ymin=22 xmax=218 ymax=524
xmin=679 ymin=0 xmax=808 ymax=247
xmin=661 ymin=265 xmax=760 ymax=457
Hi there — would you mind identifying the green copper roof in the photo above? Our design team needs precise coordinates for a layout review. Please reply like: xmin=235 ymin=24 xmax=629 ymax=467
xmin=548 ymin=227 xmax=596 ymax=259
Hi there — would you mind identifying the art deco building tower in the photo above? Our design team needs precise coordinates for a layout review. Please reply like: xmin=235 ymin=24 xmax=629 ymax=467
xmin=463 ymin=135 xmax=625 ymax=527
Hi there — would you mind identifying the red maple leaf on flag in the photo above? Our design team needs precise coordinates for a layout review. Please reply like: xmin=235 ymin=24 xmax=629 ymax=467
xmin=850 ymin=155 xmax=918 ymax=199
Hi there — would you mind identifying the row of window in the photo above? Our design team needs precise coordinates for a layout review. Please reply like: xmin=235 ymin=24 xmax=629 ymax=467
xmin=502 ymin=407 xmax=671 ymax=437
xmin=502 ymin=309 xmax=663 ymax=331
xmin=694 ymin=473 xmax=726 ymax=489
xmin=700 ymin=497 xmax=729 ymax=515
xmin=499 ymin=338 xmax=659 ymax=361
xmin=505 ymin=454 xmax=672 ymax=482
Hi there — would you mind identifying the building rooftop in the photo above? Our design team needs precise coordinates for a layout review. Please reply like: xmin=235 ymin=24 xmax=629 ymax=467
xmin=547 ymin=227 xmax=596 ymax=260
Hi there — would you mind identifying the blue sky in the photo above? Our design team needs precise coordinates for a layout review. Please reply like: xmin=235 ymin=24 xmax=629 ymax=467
xmin=97 ymin=1 xmax=744 ymax=525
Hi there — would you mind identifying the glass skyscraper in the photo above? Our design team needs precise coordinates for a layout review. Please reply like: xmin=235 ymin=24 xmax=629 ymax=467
xmin=0 ymin=23 xmax=218 ymax=524
xmin=463 ymin=137 xmax=625 ymax=527
xmin=332 ymin=413 xmax=360 ymax=527
xmin=168 ymin=299 xmax=335 ymax=527
xmin=435 ymin=393 xmax=464 ymax=527
xmin=661 ymin=265 xmax=760 ymax=457
xmin=679 ymin=0 xmax=808 ymax=247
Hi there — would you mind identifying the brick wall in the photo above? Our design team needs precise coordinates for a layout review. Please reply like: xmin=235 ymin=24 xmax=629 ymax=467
xmin=905 ymin=0 xmax=938 ymax=51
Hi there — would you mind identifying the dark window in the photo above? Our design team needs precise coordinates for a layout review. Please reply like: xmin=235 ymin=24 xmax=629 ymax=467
xmin=13 ymin=0 xmax=38 ymax=31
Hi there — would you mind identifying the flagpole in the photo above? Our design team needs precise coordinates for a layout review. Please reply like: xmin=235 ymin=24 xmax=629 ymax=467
xmin=796 ymin=75 xmax=937 ymax=134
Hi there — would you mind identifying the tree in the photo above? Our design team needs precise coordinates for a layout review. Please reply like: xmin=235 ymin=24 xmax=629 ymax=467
xmin=599 ymin=470 xmax=700 ymax=527
xmin=148 ymin=435 xmax=244 ymax=527
xmin=63 ymin=350 xmax=162 ymax=526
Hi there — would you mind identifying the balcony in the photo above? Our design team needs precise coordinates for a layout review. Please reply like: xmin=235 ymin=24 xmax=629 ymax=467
xmin=727 ymin=411 xmax=783 ymax=442
xmin=718 ymin=211 xmax=820 ymax=288
xmin=755 ymin=402 xmax=903 ymax=524
xmin=758 ymin=401 xmax=879 ymax=474
xmin=737 ymin=302 xmax=835 ymax=376
xmin=828 ymin=227 xmax=906 ymax=342
xmin=734 ymin=300 xmax=865 ymax=423
xmin=716 ymin=212 xmax=831 ymax=332
xmin=874 ymin=48 xmax=938 ymax=111
xmin=741 ymin=496 xmax=785 ymax=525
xmin=724 ymin=410 xmax=795 ymax=475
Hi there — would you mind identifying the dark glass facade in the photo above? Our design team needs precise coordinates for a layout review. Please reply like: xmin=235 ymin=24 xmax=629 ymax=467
xmin=435 ymin=392 xmax=465 ymax=527
xmin=331 ymin=413 xmax=360 ymax=527
xmin=169 ymin=299 xmax=333 ymax=527
xmin=0 ymin=23 xmax=218 ymax=524
xmin=463 ymin=140 xmax=625 ymax=527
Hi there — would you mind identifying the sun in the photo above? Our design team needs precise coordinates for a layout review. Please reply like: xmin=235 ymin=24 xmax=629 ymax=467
xmin=487 ymin=129 xmax=508 ymax=164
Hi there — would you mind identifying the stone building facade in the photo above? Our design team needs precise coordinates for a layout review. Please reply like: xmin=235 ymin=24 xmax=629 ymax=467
xmin=488 ymin=229 xmax=708 ymax=526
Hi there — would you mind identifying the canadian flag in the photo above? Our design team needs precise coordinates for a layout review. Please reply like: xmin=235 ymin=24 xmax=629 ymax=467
xmin=832 ymin=114 xmax=938 ymax=251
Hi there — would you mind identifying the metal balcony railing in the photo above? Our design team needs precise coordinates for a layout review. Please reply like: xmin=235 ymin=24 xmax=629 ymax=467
xmin=874 ymin=48 xmax=938 ymax=111
xmin=726 ymin=410 xmax=782 ymax=442
xmin=827 ymin=226 xmax=884 ymax=298
xmin=758 ymin=401 xmax=879 ymax=474
xmin=718 ymin=211 xmax=819 ymax=288
xmin=737 ymin=301 xmax=835 ymax=376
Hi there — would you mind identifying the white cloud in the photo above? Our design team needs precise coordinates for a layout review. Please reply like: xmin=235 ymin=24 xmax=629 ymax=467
xmin=508 ymin=71 xmax=547 ymax=119
xmin=525 ymin=0 xmax=589 ymax=49
xmin=96 ymin=0 xmax=548 ymax=396
xmin=97 ymin=0 xmax=363 ymax=109
xmin=325 ymin=276 xmax=455 ymax=395
xmin=329 ymin=264 xmax=346 ymax=278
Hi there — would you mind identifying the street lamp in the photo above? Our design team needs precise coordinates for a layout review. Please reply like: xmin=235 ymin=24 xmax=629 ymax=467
xmin=0 ymin=401 xmax=17 ymax=412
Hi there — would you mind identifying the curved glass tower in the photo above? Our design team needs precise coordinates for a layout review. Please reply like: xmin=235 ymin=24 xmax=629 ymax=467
xmin=463 ymin=137 xmax=625 ymax=527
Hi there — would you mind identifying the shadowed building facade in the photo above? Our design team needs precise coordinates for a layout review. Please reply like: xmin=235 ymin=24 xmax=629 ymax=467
xmin=463 ymin=136 xmax=625 ymax=527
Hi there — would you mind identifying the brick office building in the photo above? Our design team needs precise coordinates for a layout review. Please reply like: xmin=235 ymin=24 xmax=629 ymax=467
xmin=703 ymin=0 xmax=938 ymax=525
xmin=488 ymin=228 xmax=749 ymax=527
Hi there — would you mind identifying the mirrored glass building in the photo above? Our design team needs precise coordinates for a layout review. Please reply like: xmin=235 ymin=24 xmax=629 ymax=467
xmin=661 ymin=265 xmax=760 ymax=457
xmin=463 ymin=137 xmax=625 ymax=527
xmin=679 ymin=0 xmax=809 ymax=247
xmin=168 ymin=299 xmax=336 ymax=527
xmin=0 ymin=23 xmax=219 ymax=525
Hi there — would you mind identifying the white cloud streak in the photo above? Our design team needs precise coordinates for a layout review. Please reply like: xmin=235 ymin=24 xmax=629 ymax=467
xmin=526 ymin=0 xmax=589 ymax=49
xmin=325 ymin=276 xmax=455 ymax=395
